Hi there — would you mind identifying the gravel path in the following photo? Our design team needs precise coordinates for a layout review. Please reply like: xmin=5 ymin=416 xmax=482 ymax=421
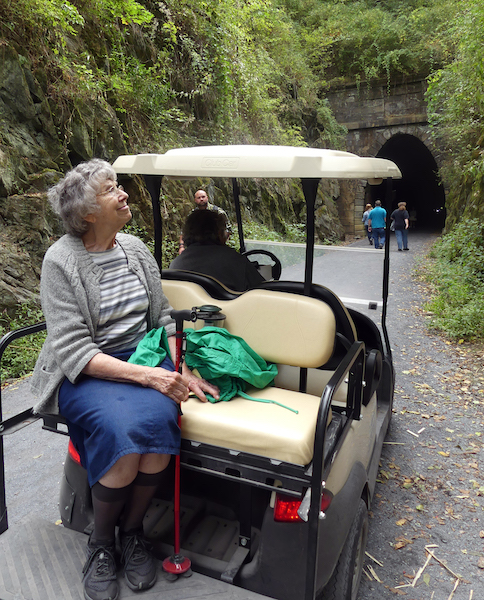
xmin=357 ymin=230 xmax=484 ymax=600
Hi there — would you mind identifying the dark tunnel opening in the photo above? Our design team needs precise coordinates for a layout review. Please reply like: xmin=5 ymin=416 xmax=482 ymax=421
xmin=368 ymin=134 xmax=446 ymax=231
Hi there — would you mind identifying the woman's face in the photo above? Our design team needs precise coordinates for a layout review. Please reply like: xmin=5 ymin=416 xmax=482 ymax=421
xmin=87 ymin=179 xmax=132 ymax=228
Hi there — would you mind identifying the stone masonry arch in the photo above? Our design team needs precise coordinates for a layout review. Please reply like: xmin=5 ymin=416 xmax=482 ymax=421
xmin=326 ymin=79 xmax=447 ymax=237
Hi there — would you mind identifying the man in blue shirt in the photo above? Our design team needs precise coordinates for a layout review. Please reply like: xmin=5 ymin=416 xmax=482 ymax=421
xmin=368 ymin=200 xmax=387 ymax=249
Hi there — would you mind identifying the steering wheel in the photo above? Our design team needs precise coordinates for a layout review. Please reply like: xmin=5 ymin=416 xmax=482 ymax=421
xmin=242 ymin=249 xmax=282 ymax=281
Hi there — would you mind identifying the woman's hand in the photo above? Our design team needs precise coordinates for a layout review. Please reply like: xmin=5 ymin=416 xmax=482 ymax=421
xmin=144 ymin=367 xmax=191 ymax=404
xmin=166 ymin=334 xmax=220 ymax=403
xmin=182 ymin=363 xmax=220 ymax=403
xmin=144 ymin=365 xmax=220 ymax=405
xmin=186 ymin=374 xmax=220 ymax=403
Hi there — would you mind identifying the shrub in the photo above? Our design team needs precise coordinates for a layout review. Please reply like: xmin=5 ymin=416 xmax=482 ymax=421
xmin=0 ymin=303 xmax=46 ymax=383
xmin=424 ymin=219 xmax=484 ymax=339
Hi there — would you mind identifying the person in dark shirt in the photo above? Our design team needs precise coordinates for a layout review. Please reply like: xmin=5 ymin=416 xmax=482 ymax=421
xmin=390 ymin=201 xmax=410 ymax=251
xmin=170 ymin=210 xmax=264 ymax=291
xmin=178 ymin=189 xmax=232 ymax=253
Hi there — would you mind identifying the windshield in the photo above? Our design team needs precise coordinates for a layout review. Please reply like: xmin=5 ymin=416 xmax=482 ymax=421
xmin=245 ymin=239 xmax=384 ymax=321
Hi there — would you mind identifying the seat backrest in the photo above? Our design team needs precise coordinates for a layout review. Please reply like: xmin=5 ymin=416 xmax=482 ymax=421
xmin=162 ymin=279 xmax=336 ymax=368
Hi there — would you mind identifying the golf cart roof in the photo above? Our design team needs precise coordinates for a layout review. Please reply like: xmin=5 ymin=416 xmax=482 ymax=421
xmin=113 ymin=145 xmax=401 ymax=181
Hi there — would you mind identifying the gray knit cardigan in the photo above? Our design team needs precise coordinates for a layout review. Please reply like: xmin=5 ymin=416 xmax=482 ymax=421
xmin=30 ymin=232 xmax=176 ymax=415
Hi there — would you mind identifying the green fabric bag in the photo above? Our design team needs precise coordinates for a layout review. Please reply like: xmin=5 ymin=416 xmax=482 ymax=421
xmin=128 ymin=326 xmax=296 ymax=413
xmin=185 ymin=327 xmax=296 ymax=413
xmin=185 ymin=326 xmax=277 ymax=400
xmin=127 ymin=327 xmax=170 ymax=367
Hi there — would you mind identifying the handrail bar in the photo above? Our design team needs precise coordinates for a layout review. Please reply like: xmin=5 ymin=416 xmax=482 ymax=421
xmin=0 ymin=321 xmax=46 ymax=535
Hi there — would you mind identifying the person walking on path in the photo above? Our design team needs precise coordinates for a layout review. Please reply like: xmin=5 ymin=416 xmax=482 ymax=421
xmin=178 ymin=189 xmax=232 ymax=253
xmin=368 ymin=200 xmax=386 ymax=249
xmin=390 ymin=201 xmax=410 ymax=251
xmin=362 ymin=203 xmax=373 ymax=245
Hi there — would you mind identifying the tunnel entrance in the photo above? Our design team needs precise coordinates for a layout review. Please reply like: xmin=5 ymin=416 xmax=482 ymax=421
xmin=367 ymin=133 xmax=446 ymax=231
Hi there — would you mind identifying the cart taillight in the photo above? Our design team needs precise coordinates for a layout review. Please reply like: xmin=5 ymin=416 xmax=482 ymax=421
xmin=274 ymin=491 xmax=333 ymax=522
xmin=68 ymin=439 xmax=81 ymax=465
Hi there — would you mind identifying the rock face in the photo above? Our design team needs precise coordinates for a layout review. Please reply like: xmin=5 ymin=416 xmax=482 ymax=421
xmin=1 ymin=46 xmax=63 ymax=313
xmin=0 ymin=44 xmax=345 ymax=316
xmin=0 ymin=44 xmax=131 ymax=315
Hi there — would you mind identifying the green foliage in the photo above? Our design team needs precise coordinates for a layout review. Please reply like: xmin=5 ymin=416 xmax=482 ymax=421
xmin=0 ymin=0 xmax=345 ymax=152
xmin=426 ymin=0 xmax=484 ymax=229
xmin=1 ymin=0 xmax=84 ymax=36
xmin=276 ymin=0 xmax=458 ymax=86
xmin=423 ymin=219 xmax=484 ymax=340
xmin=0 ymin=303 xmax=46 ymax=383
xmin=243 ymin=221 xmax=306 ymax=244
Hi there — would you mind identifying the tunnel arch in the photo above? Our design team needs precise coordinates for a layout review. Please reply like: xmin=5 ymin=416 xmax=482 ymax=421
xmin=367 ymin=133 xmax=446 ymax=231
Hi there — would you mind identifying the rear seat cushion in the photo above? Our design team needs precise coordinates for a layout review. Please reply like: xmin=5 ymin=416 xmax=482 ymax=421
xmin=162 ymin=281 xmax=337 ymax=368
xmin=181 ymin=387 xmax=331 ymax=466
xmin=164 ymin=278 xmax=338 ymax=465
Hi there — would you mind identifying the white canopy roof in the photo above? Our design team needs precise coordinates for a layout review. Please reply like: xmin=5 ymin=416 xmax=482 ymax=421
xmin=113 ymin=145 xmax=401 ymax=181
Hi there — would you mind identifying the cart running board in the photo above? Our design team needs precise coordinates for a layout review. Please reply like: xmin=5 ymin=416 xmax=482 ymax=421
xmin=0 ymin=519 xmax=268 ymax=600
xmin=221 ymin=546 xmax=250 ymax=583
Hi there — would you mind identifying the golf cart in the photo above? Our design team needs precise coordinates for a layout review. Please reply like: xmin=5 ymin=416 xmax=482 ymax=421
xmin=0 ymin=145 xmax=401 ymax=600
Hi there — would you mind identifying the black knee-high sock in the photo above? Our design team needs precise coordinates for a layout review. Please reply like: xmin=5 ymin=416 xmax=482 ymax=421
xmin=120 ymin=471 xmax=166 ymax=534
xmin=91 ymin=481 xmax=133 ymax=545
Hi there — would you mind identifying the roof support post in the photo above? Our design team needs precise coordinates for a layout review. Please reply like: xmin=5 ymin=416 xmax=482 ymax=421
xmin=301 ymin=178 xmax=320 ymax=296
xmin=381 ymin=177 xmax=393 ymax=360
xmin=144 ymin=175 xmax=164 ymax=270
xmin=232 ymin=178 xmax=245 ymax=253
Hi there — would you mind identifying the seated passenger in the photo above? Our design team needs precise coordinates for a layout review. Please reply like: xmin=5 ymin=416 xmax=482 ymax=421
xmin=30 ymin=160 xmax=219 ymax=600
xmin=169 ymin=210 xmax=264 ymax=291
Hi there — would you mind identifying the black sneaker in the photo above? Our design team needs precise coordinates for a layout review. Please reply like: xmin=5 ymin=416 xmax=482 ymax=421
xmin=120 ymin=528 xmax=157 ymax=591
xmin=82 ymin=539 xmax=118 ymax=600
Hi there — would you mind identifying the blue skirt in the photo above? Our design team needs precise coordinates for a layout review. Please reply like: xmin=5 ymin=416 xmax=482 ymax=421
xmin=58 ymin=350 xmax=180 ymax=487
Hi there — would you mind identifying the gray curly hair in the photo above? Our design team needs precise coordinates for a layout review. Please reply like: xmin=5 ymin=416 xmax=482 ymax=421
xmin=48 ymin=159 xmax=117 ymax=236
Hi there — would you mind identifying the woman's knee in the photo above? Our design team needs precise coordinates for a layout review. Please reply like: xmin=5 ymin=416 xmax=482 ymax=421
xmin=139 ymin=453 xmax=171 ymax=474
xmin=100 ymin=453 xmax=141 ymax=488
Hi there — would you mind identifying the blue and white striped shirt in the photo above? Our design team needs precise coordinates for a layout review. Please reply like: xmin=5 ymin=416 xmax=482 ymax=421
xmin=89 ymin=243 xmax=149 ymax=352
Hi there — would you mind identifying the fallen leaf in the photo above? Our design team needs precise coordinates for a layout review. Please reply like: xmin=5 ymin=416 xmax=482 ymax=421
xmin=388 ymin=588 xmax=407 ymax=596
xmin=394 ymin=536 xmax=413 ymax=550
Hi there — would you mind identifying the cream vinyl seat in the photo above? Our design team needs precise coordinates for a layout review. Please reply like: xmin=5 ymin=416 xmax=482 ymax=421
xmin=162 ymin=277 xmax=338 ymax=465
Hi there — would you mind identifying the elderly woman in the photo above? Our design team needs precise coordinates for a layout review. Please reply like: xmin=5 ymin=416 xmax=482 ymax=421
xmin=31 ymin=159 xmax=218 ymax=600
